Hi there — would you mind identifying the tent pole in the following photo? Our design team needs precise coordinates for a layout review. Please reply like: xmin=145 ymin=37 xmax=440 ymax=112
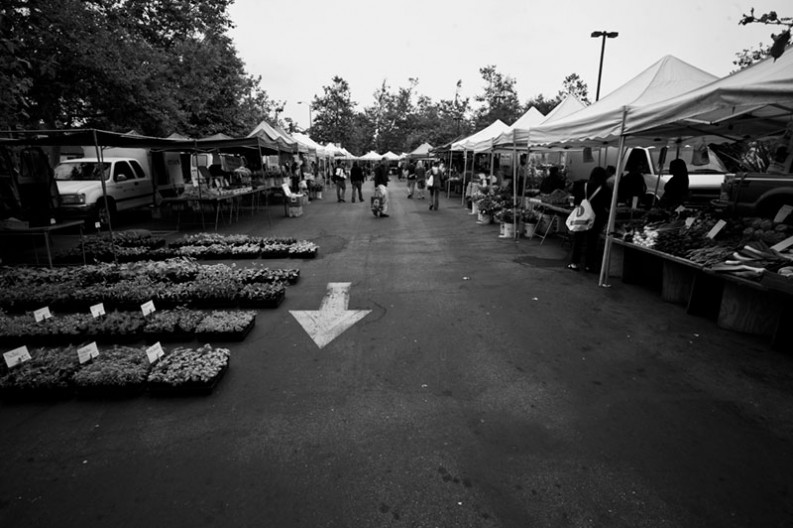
xmin=598 ymin=108 xmax=628 ymax=287
xmin=461 ymin=150 xmax=468 ymax=206
xmin=512 ymin=130 xmax=518 ymax=239
xmin=92 ymin=129 xmax=116 ymax=264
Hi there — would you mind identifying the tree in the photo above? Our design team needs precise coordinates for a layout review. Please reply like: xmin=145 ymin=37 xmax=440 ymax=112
xmin=311 ymin=76 xmax=356 ymax=147
xmin=473 ymin=65 xmax=522 ymax=129
xmin=1 ymin=0 xmax=271 ymax=136
xmin=525 ymin=93 xmax=561 ymax=116
xmin=557 ymin=73 xmax=590 ymax=105
xmin=739 ymin=8 xmax=793 ymax=61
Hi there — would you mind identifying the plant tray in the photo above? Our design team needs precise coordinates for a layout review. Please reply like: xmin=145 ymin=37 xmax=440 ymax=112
xmin=195 ymin=319 xmax=255 ymax=342
xmin=147 ymin=361 xmax=228 ymax=397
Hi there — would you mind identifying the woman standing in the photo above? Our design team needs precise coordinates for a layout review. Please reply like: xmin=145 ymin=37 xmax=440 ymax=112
xmin=415 ymin=160 xmax=426 ymax=200
xmin=568 ymin=166 xmax=611 ymax=272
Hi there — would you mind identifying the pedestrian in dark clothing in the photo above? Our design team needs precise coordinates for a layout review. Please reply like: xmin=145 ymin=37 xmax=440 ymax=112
xmin=568 ymin=166 xmax=612 ymax=273
xmin=660 ymin=159 xmax=689 ymax=209
xmin=350 ymin=162 xmax=364 ymax=203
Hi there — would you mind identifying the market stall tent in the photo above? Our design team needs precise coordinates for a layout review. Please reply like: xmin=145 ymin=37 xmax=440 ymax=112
xmin=597 ymin=50 xmax=793 ymax=288
xmin=528 ymin=55 xmax=719 ymax=148
xmin=408 ymin=142 xmax=434 ymax=159
xmin=451 ymin=119 xmax=510 ymax=152
xmin=623 ymin=47 xmax=793 ymax=142
xmin=248 ymin=121 xmax=300 ymax=152
xmin=382 ymin=151 xmax=400 ymax=161
xmin=471 ymin=108 xmax=545 ymax=152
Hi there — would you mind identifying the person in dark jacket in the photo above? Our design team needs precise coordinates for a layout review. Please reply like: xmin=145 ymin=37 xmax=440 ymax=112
xmin=349 ymin=161 xmax=364 ymax=203
xmin=568 ymin=166 xmax=612 ymax=272
xmin=660 ymin=158 xmax=689 ymax=209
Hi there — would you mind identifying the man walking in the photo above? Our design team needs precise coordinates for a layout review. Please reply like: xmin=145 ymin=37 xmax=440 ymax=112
xmin=350 ymin=161 xmax=364 ymax=203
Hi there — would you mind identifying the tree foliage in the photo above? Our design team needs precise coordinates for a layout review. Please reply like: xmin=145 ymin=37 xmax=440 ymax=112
xmin=311 ymin=76 xmax=357 ymax=148
xmin=473 ymin=65 xmax=523 ymax=130
xmin=739 ymin=8 xmax=793 ymax=61
xmin=0 ymin=0 xmax=271 ymax=136
xmin=558 ymin=73 xmax=591 ymax=105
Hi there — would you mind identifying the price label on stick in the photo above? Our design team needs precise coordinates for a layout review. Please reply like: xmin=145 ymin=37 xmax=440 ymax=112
xmin=33 ymin=306 xmax=52 ymax=322
xmin=141 ymin=300 xmax=156 ymax=317
xmin=771 ymin=234 xmax=793 ymax=252
xmin=706 ymin=219 xmax=727 ymax=239
xmin=90 ymin=303 xmax=106 ymax=318
xmin=4 ymin=346 xmax=31 ymax=369
xmin=773 ymin=204 xmax=793 ymax=224
xmin=631 ymin=196 xmax=639 ymax=210
xmin=685 ymin=217 xmax=696 ymax=229
xmin=78 ymin=342 xmax=99 ymax=364
xmin=146 ymin=342 xmax=165 ymax=364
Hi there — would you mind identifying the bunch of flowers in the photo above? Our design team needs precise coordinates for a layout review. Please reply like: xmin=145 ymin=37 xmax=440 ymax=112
xmin=288 ymin=241 xmax=318 ymax=258
xmin=476 ymin=195 xmax=503 ymax=216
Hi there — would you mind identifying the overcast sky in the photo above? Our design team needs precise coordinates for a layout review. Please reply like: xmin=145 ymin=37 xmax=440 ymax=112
xmin=228 ymin=0 xmax=785 ymax=129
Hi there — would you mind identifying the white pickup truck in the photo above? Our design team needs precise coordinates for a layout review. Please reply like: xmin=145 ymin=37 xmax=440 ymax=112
xmin=564 ymin=146 xmax=729 ymax=206
xmin=54 ymin=157 xmax=155 ymax=223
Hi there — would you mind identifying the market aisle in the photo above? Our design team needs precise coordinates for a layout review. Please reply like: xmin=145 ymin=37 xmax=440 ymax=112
xmin=1 ymin=185 xmax=792 ymax=528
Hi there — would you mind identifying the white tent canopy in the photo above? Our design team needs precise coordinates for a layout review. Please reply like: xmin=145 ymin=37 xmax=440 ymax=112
xmin=472 ymin=108 xmax=545 ymax=152
xmin=624 ymin=48 xmax=793 ymax=143
xmin=528 ymin=55 xmax=719 ymax=147
xmin=451 ymin=119 xmax=510 ymax=151
xmin=382 ymin=151 xmax=400 ymax=161
xmin=359 ymin=150 xmax=383 ymax=161
xmin=492 ymin=96 xmax=588 ymax=149
xmin=407 ymin=142 xmax=434 ymax=158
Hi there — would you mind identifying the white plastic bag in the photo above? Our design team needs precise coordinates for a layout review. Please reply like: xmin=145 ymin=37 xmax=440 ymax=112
xmin=566 ymin=199 xmax=596 ymax=232
xmin=426 ymin=175 xmax=434 ymax=188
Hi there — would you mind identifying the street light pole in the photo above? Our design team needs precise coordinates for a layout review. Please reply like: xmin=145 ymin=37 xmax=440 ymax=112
xmin=297 ymin=101 xmax=313 ymax=132
xmin=591 ymin=31 xmax=618 ymax=101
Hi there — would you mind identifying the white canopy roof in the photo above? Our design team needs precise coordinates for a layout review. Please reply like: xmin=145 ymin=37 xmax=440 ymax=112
xmin=470 ymin=108 xmax=545 ymax=152
xmin=407 ymin=142 xmax=434 ymax=158
xmin=624 ymin=47 xmax=793 ymax=143
xmin=492 ymin=95 xmax=587 ymax=149
xmin=528 ymin=55 xmax=718 ymax=147
xmin=359 ymin=150 xmax=383 ymax=161
xmin=292 ymin=132 xmax=331 ymax=156
xmin=451 ymin=119 xmax=510 ymax=151
xmin=382 ymin=151 xmax=400 ymax=160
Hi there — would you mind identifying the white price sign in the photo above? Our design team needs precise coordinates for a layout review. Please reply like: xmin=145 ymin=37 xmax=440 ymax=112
xmin=4 ymin=346 xmax=32 ymax=369
xmin=33 ymin=306 xmax=52 ymax=322
xmin=771 ymin=234 xmax=793 ymax=252
xmin=77 ymin=342 xmax=99 ymax=364
xmin=685 ymin=217 xmax=696 ymax=229
xmin=773 ymin=204 xmax=793 ymax=224
xmin=706 ymin=219 xmax=727 ymax=239
xmin=146 ymin=342 xmax=165 ymax=364
xmin=141 ymin=300 xmax=156 ymax=317
xmin=90 ymin=303 xmax=106 ymax=318
xmin=631 ymin=196 xmax=639 ymax=210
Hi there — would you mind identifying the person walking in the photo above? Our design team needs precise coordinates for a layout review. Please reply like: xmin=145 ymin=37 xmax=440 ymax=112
xmin=415 ymin=160 xmax=427 ymax=199
xmin=374 ymin=159 xmax=390 ymax=217
xmin=406 ymin=160 xmax=417 ymax=198
xmin=568 ymin=166 xmax=611 ymax=273
xmin=428 ymin=162 xmax=442 ymax=210
xmin=350 ymin=161 xmax=364 ymax=203
xmin=334 ymin=162 xmax=347 ymax=202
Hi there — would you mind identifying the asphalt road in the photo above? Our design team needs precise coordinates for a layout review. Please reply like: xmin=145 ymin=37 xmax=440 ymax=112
xmin=1 ymin=181 xmax=792 ymax=528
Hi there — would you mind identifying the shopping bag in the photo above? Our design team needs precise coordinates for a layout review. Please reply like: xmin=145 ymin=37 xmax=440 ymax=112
xmin=566 ymin=199 xmax=596 ymax=232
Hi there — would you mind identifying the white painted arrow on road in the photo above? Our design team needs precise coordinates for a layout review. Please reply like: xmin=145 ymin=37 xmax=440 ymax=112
xmin=290 ymin=283 xmax=371 ymax=349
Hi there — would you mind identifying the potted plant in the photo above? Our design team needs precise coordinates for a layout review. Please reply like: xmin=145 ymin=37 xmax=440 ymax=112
xmin=147 ymin=344 xmax=230 ymax=396
xmin=476 ymin=196 xmax=502 ymax=225
xmin=522 ymin=208 xmax=540 ymax=237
